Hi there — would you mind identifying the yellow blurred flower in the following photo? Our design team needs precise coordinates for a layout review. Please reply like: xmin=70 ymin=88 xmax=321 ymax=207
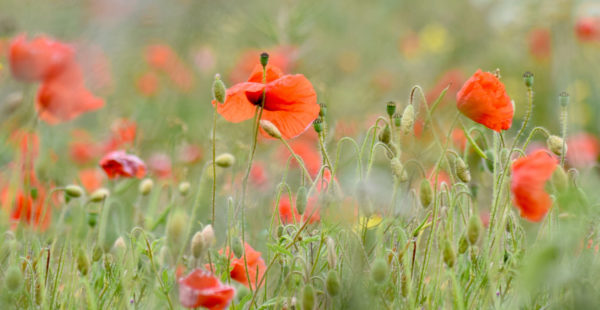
xmin=419 ymin=23 xmax=451 ymax=54
xmin=356 ymin=215 xmax=383 ymax=230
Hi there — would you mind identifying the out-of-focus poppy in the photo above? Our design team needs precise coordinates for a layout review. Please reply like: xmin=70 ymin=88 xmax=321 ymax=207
xmin=144 ymin=44 xmax=194 ymax=92
xmin=510 ymin=150 xmax=557 ymax=222
xmin=136 ymin=71 xmax=160 ymax=97
xmin=567 ymin=133 xmax=600 ymax=168
xmin=103 ymin=118 xmax=137 ymax=153
xmin=9 ymin=34 xmax=73 ymax=82
xmin=99 ymin=150 xmax=146 ymax=179
xmin=1 ymin=187 xmax=51 ymax=231
xmin=69 ymin=130 xmax=99 ymax=165
xmin=178 ymin=143 xmax=203 ymax=164
xmin=229 ymin=46 xmax=297 ymax=83
xmin=278 ymin=195 xmax=320 ymax=225
xmin=426 ymin=69 xmax=465 ymax=105
xmin=278 ymin=139 xmax=321 ymax=176
xmin=451 ymin=128 xmax=467 ymax=152
xmin=214 ymin=64 xmax=319 ymax=140
xmin=528 ymin=28 xmax=552 ymax=61
xmin=250 ymin=161 xmax=269 ymax=188
xmin=575 ymin=16 xmax=600 ymax=42
xmin=456 ymin=69 xmax=513 ymax=132
xmin=178 ymin=269 xmax=235 ymax=310
xmin=148 ymin=153 xmax=172 ymax=179
xmin=225 ymin=243 xmax=266 ymax=290
xmin=78 ymin=168 xmax=104 ymax=192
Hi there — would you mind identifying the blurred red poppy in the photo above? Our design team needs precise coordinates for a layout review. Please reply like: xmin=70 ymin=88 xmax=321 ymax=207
xmin=144 ymin=44 xmax=194 ymax=92
xmin=528 ymin=28 xmax=551 ymax=61
xmin=103 ymin=118 xmax=137 ymax=153
xmin=227 ymin=243 xmax=266 ymax=290
xmin=9 ymin=34 xmax=73 ymax=82
xmin=426 ymin=69 xmax=465 ymax=105
xmin=214 ymin=64 xmax=319 ymax=140
xmin=278 ymin=195 xmax=320 ymax=225
xmin=278 ymin=139 xmax=321 ymax=176
xmin=575 ymin=16 xmax=600 ymax=42
xmin=178 ymin=143 xmax=203 ymax=164
xmin=148 ymin=153 xmax=172 ymax=179
xmin=451 ymin=128 xmax=467 ymax=152
xmin=1 ymin=187 xmax=51 ymax=231
xmin=567 ymin=133 xmax=600 ymax=168
xmin=510 ymin=150 xmax=557 ymax=222
xmin=69 ymin=130 xmax=99 ymax=165
xmin=136 ymin=71 xmax=160 ymax=97
xmin=99 ymin=150 xmax=146 ymax=179
xmin=78 ymin=168 xmax=104 ymax=192
xmin=178 ymin=269 xmax=235 ymax=310
xmin=456 ymin=70 xmax=513 ymax=132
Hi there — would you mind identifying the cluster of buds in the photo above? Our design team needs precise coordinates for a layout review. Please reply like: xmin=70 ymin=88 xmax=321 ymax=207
xmin=191 ymin=224 xmax=216 ymax=259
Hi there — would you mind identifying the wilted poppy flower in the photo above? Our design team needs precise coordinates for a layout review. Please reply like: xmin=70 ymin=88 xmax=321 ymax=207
xmin=227 ymin=243 xmax=266 ymax=290
xmin=575 ymin=17 xmax=600 ymax=42
xmin=456 ymin=70 xmax=513 ymax=132
xmin=9 ymin=34 xmax=74 ymax=82
xmin=99 ymin=150 xmax=146 ymax=179
xmin=567 ymin=133 xmax=600 ymax=168
xmin=214 ymin=64 xmax=319 ymax=140
xmin=178 ymin=269 xmax=235 ymax=310
xmin=510 ymin=150 xmax=558 ymax=222
xmin=528 ymin=28 xmax=551 ymax=61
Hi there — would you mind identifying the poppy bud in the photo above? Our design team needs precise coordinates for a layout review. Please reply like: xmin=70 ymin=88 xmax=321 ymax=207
xmin=4 ymin=266 xmax=23 ymax=292
xmin=371 ymin=258 xmax=389 ymax=284
xmin=89 ymin=188 xmax=109 ymax=203
xmin=215 ymin=153 xmax=235 ymax=168
xmin=76 ymin=249 xmax=90 ymax=276
xmin=378 ymin=124 xmax=391 ymax=144
xmin=559 ymin=92 xmax=569 ymax=107
xmin=65 ymin=185 xmax=83 ymax=198
xmin=92 ymin=245 xmax=103 ymax=262
xmin=522 ymin=71 xmax=534 ymax=87
xmin=393 ymin=113 xmax=401 ymax=127
xmin=313 ymin=117 xmax=323 ymax=133
xmin=260 ymin=120 xmax=282 ymax=139
xmin=455 ymin=157 xmax=471 ymax=183
xmin=419 ymin=179 xmax=433 ymax=208
xmin=276 ymin=225 xmax=284 ymax=238
xmin=139 ymin=178 xmax=154 ymax=196
xmin=442 ymin=239 xmax=456 ymax=268
xmin=191 ymin=231 xmax=206 ymax=259
xmin=302 ymin=284 xmax=315 ymax=310
xmin=296 ymin=186 xmax=308 ymax=215
xmin=458 ymin=234 xmax=469 ymax=254
xmin=112 ymin=236 xmax=127 ymax=256
xmin=178 ymin=181 xmax=191 ymax=196
xmin=552 ymin=167 xmax=569 ymax=192
xmin=326 ymin=270 xmax=340 ymax=296
xmin=231 ymin=237 xmax=243 ymax=258
xmin=327 ymin=237 xmax=337 ymax=268
xmin=483 ymin=150 xmax=495 ymax=172
xmin=167 ymin=211 xmax=188 ymax=253
xmin=319 ymin=102 xmax=327 ymax=117
xmin=400 ymin=104 xmax=415 ymax=135
xmin=467 ymin=215 xmax=482 ymax=245
xmin=547 ymin=135 xmax=566 ymax=156
xmin=260 ymin=52 xmax=269 ymax=68
xmin=390 ymin=157 xmax=408 ymax=182
xmin=201 ymin=224 xmax=215 ymax=248
xmin=212 ymin=74 xmax=227 ymax=104
xmin=386 ymin=101 xmax=397 ymax=117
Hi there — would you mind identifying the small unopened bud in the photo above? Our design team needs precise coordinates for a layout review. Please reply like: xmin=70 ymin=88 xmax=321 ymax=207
xmin=260 ymin=120 xmax=282 ymax=139
xmin=231 ymin=237 xmax=243 ymax=258
xmin=378 ymin=124 xmax=391 ymax=144
xmin=89 ymin=188 xmax=109 ymax=202
xmin=313 ymin=117 xmax=323 ymax=133
xmin=455 ymin=157 xmax=471 ymax=183
xmin=552 ymin=167 xmax=569 ymax=192
xmin=371 ymin=258 xmax=389 ymax=284
xmin=467 ymin=215 xmax=482 ymax=245
xmin=4 ymin=266 xmax=23 ymax=292
xmin=212 ymin=74 xmax=227 ymax=104
xmin=390 ymin=158 xmax=408 ymax=182
xmin=522 ymin=71 xmax=534 ymax=87
xmin=319 ymin=102 xmax=327 ymax=117
xmin=178 ymin=181 xmax=191 ymax=196
xmin=547 ymin=135 xmax=566 ymax=156
xmin=65 ymin=185 xmax=83 ymax=198
xmin=400 ymin=104 xmax=415 ymax=135
xmin=326 ymin=270 xmax=340 ymax=296
xmin=442 ymin=239 xmax=456 ymax=268
xmin=458 ymin=234 xmax=469 ymax=254
xmin=386 ymin=101 xmax=397 ymax=117
xmin=201 ymin=224 xmax=215 ymax=249
xmin=260 ymin=52 xmax=269 ymax=68
xmin=559 ymin=92 xmax=569 ymax=107
xmin=215 ymin=153 xmax=235 ymax=168
xmin=191 ymin=231 xmax=206 ymax=259
xmin=139 ymin=178 xmax=154 ymax=196
xmin=296 ymin=187 xmax=308 ymax=215
xmin=302 ymin=284 xmax=315 ymax=310
xmin=419 ymin=179 xmax=433 ymax=208
xmin=166 ymin=211 xmax=188 ymax=253
xmin=77 ymin=249 xmax=90 ymax=276
xmin=327 ymin=237 xmax=337 ymax=268
xmin=112 ymin=237 xmax=127 ymax=256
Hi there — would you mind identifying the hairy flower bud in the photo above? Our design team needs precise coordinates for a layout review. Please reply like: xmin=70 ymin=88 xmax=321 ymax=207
xmin=77 ymin=249 xmax=90 ymax=276
xmin=89 ymin=188 xmax=109 ymax=203
xmin=552 ymin=167 xmax=569 ymax=192
xmin=302 ymin=284 xmax=315 ymax=310
xmin=167 ymin=211 xmax=188 ymax=253
xmin=112 ymin=236 xmax=127 ymax=256
xmin=547 ymin=135 xmax=566 ymax=156
xmin=442 ymin=239 xmax=456 ymax=268
xmin=139 ymin=178 xmax=154 ymax=196
xmin=371 ymin=258 xmax=389 ymax=284
xmin=326 ymin=270 xmax=340 ymax=296
xmin=455 ymin=157 xmax=471 ymax=183
xmin=260 ymin=120 xmax=282 ymax=139
xmin=65 ymin=185 xmax=83 ymax=198
xmin=458 ymin=234 xmax=469 ymax=254
xmin=231 ymin=237 xmax=243 ymax=258
xmin=378 ymin=124 xmax=391 ymax=144
xmin=191 ymin=231 xmax=205 ymax=259
xmin=296 ymin=186 xmax=308 ymax=215
xmin=178 ymin=181 xmax=191 ymax=196
xmin=467 ymin=215 xmax=483 ymax=245
xmin=201 ymin=224 xmax=215 ymax=249
xmin=400 ymin=104 xmax=415 ymax=135
xmin=4 ymin=266 xmax=23 ymax=292
xmin=419 ymin=179 xmax=433 ymax=208
xmin=391 ymin=157 xmax=408 ymax=182
xmin=215 ymin=153 xmax=235 ymax=168
xmin=212 ymin=74 xmax=227 ymax=104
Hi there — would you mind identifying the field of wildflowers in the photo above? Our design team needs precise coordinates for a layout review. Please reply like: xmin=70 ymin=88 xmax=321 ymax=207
xmin=2 ymin=0 xmax=600 ymax=309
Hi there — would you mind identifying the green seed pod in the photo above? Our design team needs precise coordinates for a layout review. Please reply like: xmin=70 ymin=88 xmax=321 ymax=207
xmin=89 ymin=188 xmax=109 ymax=203
xmin=178 ymin=181 xmax=191 ymax=196
xmin=391 ymin=158 xmax=408 ymax=182
xmin=442 ymin=239 xmax=456 ymax=268
xmin=400 ymin=104 xmax=415 ymax=135
xmin=559 ymin=91 xmax=569 ymax=107
xmin=77 ymin=249 xmax=90 ymax=276
xmin=232 ymin=237 xmax=244 ymax=258
xmin=467 ymin=215 xmax=483 ymax=245
xmin=215 ymin=153 xmax=235 ymax=168
xmin=313 ymin=117 xmax=323 ymax=133
xmin=260 ymin=120 xmax=282 ymax=139
xmin=522 ymin=71 xmax=534 ymax=87
xmin=139 ymin=178 xmax=154 ymax=196
xmin=547 ymin=135 xmax=566 ymax=156
xmin=212 ymin=74 xmax=227 ymax=104
xmin=302 ymin=284 xmax=315 ymax=310
xmin=326 ymin=270 xmax=340 ymax=296
xmin=455 ymin=157 xmax=471 ymax=183
xmin=319 ymin=103 xmax=327 ymax=117
xmin=393 ymin=113 xmax=401 ymax=127
xmin=87 ymin=212 xmax=98 ymax=228
xmin=296 ymin=186 xmax=308 ymax=215
xmin=458 ymin=234 xmax=469 ymax=254
xmin=65 ymin=185 xmax=83 ymax=198
xmin=419 ymin=179 xmax=433 ymax=208
xmin=166 ymin=211 xmax=188 ymax=253
xmin=4 ymin=266 xmax=23 ymax=292
xmin=378 ymin=124 xmax=391 ymax=144
xmin=386 ymin=101 xmax=397 ymax=117
xmin=552 ymin=167 xmax=569 ymax=192
xmin=260 ymin=52 xmax=269 ymax=68
xmin=276 ymin=225 xmax=284 ymax=238
xmin=371 ymin=258 xmax=389 ymax=284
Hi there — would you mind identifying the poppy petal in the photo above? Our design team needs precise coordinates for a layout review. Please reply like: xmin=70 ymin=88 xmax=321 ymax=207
xmin=214 ymin=82 xmax=264 ymax=123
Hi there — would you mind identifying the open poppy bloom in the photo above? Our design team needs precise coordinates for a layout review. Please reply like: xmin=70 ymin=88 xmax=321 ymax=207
xmin=9 ymin=34 xmax=74 ymax=82
xmin=214 ymin=64 xmax=319 ymax=140
xmin=510 ymin=150 xmax=558 ymax=222
xmin=456 ymin=70 xmax=513 ymax=132
xmin=99 ymin=150 xmax=146 ymax=179
xmin=178 ymin=269 xmax=235 ymax=310
xmin=567 ymin=133 xmax=600 ymax=168
xmin=226 ymin=242 xmax=266 ymax=290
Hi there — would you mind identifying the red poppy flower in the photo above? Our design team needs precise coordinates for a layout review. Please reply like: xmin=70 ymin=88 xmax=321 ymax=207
xmin=528 ymin=28 xmax=551 ymax=61
xmin=102 ymin=118 xmax=137 ymax=153
xmin=227 ymin=243 xmax=266 ymax=290
xmin=278 ymin=195 xmax=320 ymax=225
xmin=575 ymin=17 xmax=600 ymax=42
xmin=78 ymin=168 xmax=104 ymax=192
xmin=229 ymin=46 xmax=298 ymax=83
xmin=250 ymin=161 xmax=269 ymax=188
xmin=1 ymin=187 xmax=51 ymax=231
xmin=214 ymin=64 xmax=319 ymax=140
xmin=510 ymin=150 xmax=558 ymax=222
xmin=178 ymin=269 xmax=235 ymax=310
xmin=278 ymin=139 xmax=321 ymax=176
xmin=456 ymin=70 xmax=513 ymax=132
xmin=136 ymin=71 xmax=160 ymax=97
xmin=567 ymin=133 xmax=600 ymax=168
xmin=9 ymin=34 xmax=74 ymax=82
xmin=99 ymin=150 xmax=146 ymax=179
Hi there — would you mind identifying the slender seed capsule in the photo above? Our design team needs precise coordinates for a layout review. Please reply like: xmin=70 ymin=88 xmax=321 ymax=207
xmin=212 ymin=74 xmax=227 ymax=104
xmin=455 ymin=157 xmax=471 ymax=183
xmin=386 ymin=101 xmax=397 ymax=117
xmin=442 ymin=239 xmax=456 ymax=268
xmin=215 ymin=153 xmax=235 ymax=168
xmin=401 ymin=274 xmax=410 ymax=298
xmin=559 ymin=92 xmax=569 ymax=107
xmin=400 ymin=104 xmax=415 ymax=135
xmin=65 ymin=185 xmax=83 ymax=198
xmin=547 ymin=135 xmax=566 ymax=156
xmin=139 ymin=178 xmax=154 ymax=196
xmin=467 ymin=215 xmax=483 ymax=245
xmin=326 ymin=270 xmax=341 ymax=296
xmin=302 ymin=284 xmax=315 ymax=310
xmin=260 ymin=120 xmax=282 ymax=139
xmin=419 ymin=179 xmax=433 ymax=208
xmin=371 ymin=258 xmax=389 ymax=284
xmin=296 ymin=186 xmax=308 ymax=215
xmin=393 ymin=112 xmax=402 ymax=127
xmin=319 ymin=102 xmax=327 ymax=117
xmin=260 ymin=52 xmax=269 ymax=68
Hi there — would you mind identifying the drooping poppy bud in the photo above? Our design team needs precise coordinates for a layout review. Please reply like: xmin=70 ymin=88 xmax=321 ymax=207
xmin=400 ymin=104 xmax=415 ymax=135
xmin=4 ymin=266 xmax=23 ymax=292
xmin=378 ymin=124 xmax=391 ymax=144
xmin=89 ymin=188 xmax=109 ymax=202
xmin=260 ymin=119 xmax=282 ymax=139
xmin=547 ymin=135 xmax=566 ymax=156
xmin=139 ymin=178 xmax=154 ymax=196
xmin=371 ymin=258 xmax=389 ymax=284
xmin=326 ymin=270 xmax=340 ymax=296
xmin=455 ymin=157 xmax=471 ymax=183
xmin=442 ymin=239 xmax=456 ymax=268
xmin=76 ymin=249 xmax=90 ymax=276
xmin=215 ymin=153 xmax=235 ymax=168
xmin=391 ymin=157 xmax=408 ymax=182
xmin=419 ymin=179 xmax=433 ymax=208
xmin=65 ymin=185 xmax=83 ymax=198
xmin=178 ymin=181 xmax=191 ymax=196
xmin=296 ymin=186 xmax=308 ymax=215
xmin=302 ymin=284 xmax=315 ymax=310
xmin=467 ymin=215 xmax=482 ymax=245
